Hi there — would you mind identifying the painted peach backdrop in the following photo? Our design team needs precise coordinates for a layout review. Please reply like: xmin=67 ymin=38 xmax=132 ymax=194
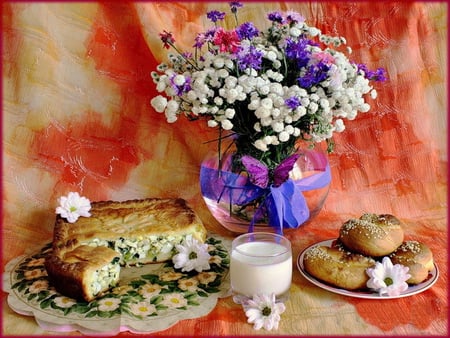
xmin=2 ymin=1 xmax=447 ymax=336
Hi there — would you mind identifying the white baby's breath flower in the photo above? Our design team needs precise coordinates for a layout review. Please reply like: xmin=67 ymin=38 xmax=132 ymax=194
xmin=172 ymin=236 xmax=211 ymax=272
xmin=207 ymin=119 xmax=219 ymax=128
xmin=221 ymin=119 xmax=234 ymax=130
xmin=254 ymin=139 xmax=268 ymax=151
xmin=55 ymin=192 xmax=91 ymax=223
xmin=278 ymin=131 xmax=290 ymax=142
xmin=243 ymin=293 xmax=286 ymax=331
xmin=225 ymin=108 xmax=236 ymax=119
xmin=172 ymin=74 xmax=186 ymax=86
xmin=333 ymin=119 xmax=346 ymax=132
xmin=165 ymin=111 xmax=178 ymax=123
xmin=370 ymin=89 xmax=378 ymax=99
xmin=366 ymin=257 xmax=411 ymax=296
xmin=151 ymin=95 xmax=168 ymax=113
xmin=308 ymin=27 xmax=321 ymax=36
xmin=213 ymin=57 xmax=225 ymax=68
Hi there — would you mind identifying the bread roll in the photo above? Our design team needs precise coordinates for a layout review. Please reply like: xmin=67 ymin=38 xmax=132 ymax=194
xmin=389 ymin=241 xmax=434 ymax=284
xmin=303 ymin=245 xmax=376 ymax=290
xmin=339 ymin=213 xmax=404 ymax=257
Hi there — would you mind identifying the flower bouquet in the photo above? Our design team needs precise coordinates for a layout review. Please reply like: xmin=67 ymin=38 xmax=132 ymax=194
xmin=150 ymin=2 xmax=386 ymax=234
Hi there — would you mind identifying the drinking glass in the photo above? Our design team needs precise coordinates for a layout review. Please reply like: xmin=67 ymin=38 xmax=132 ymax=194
xmin=230 ymin=232 xmax=292 ymax=302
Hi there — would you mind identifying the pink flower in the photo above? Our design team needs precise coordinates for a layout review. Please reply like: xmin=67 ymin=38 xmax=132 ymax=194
xmin=312 ymin=51 xmax=335 ymax=65
xmin=213 ymin=28 xmax=240 ymax=53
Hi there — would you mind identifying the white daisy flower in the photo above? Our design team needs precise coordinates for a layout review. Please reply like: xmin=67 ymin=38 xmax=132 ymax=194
xmin=161 ymin=293 xmax=188 ymax=308
xmin=97 ymin=297 xmax=121 ymax=312
xmin=129 ymin=301 xmax=156 ymax=317
xmin=243 ymin=293 xmax=286 ymax=331
xmin=53 ymin=296 xmax=77 ymax=309
xmin=366 ymin=256 xmax=411 ymax=296
xmin=172 ymin=236 xmax=211 ymax=272
xmin=55 ymin=192 xmax=91 ymax=223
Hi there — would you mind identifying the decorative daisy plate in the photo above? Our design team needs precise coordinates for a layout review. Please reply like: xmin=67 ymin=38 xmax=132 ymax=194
xmin=297 ymin=239 xmax=439 ymax=299
xmin=3 ymin=234 xmax=231 ymax=335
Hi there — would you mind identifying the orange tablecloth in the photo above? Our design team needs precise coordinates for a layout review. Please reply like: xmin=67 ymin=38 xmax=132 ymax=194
xmin=2 ymin=2 xmax=447 ymax=336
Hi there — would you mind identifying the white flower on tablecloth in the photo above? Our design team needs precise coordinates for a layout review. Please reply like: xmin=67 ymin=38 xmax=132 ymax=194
xmin=24 ymin=269 xmax=47 ymax=280
xmin=28 ymin=280 xmax=49 ymax=294
xmin=139 ymin=283 xmax=164 ymax=299
xmin=53 ymin=296 xmax=77 ymax=309
xmin=172 ymin=235 xmax=211 ymax=272
xmin=27 ymin=257 xmax=45 ymax=267
xmin=366 ymin=256 xmax=411 ymax=296
xmin=55 ymin=192 xmax=91 ymax=223
xmin=159 ymin=271 xmax=183 ymax=282
xmin=208 ymin=255 xmax=222 ymax=265
xmin=196 ymin=271 xmax=217 ymax=285
xmin=161 ymin=293 xmax=188 ymax=309
xmin=112 ymin=285 xmax=134 ymax=295
xmin=97 ymin=297 xmax=121 ymax=312
xmin=129 ymin=301 xmax=156 ymax=317
xmin=178 ymin=278 xmax=199 ymax=292
xmin=243 ymin=293 xmax=286 ymax=331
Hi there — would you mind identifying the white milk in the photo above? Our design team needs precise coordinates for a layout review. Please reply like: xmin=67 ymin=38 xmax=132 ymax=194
xmin=230 ymin=241 xmax=292 ymax=298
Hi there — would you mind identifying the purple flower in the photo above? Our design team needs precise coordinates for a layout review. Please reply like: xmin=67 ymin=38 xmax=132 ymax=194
xmin=285 ymin=11 xmax=305 ymax=25
xmin=193 ymin=33 xmax=206 ymax=48
xmin=207 ymin=10 xmax=226 ymax=23
xmin=229 ymin=2 xmax=243 ymax=13
xmin=194 ymin=28 xmax=217 ymax=49
xmin=237 ymin=45 xmax=263 ymax=71
xmin=285 ymin=38 xmax=311 ymax=68
xmin=236 ymin=22 xmax=259 ymax=40
xmin=284 ymin=96 xmax=301 ymax=110
xmin=267 ymin=11 xmax=285 ymax=24
xmin=297 ymin=62 xmax=330 ymax=88
xmin=357 ymin=64 xmax=387 ymax=81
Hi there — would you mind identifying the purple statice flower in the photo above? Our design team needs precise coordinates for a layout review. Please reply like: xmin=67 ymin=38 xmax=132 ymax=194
xmin=285 ymin=96 xmax=301 ymax=110
xmin=297 ymin=62 xmax=330 ymax=88
xmin=229 ymin=1 xmax=243 ymax=13
xmin=236 ymin=44 xmax=263 ymax=71
xmin=357 ymin=63 xmax=387 ymax=81
xmin=207 ymin=10 xmax=226 ymax=23
xmin=193 ymin=28 xmax=217 ymax=49
xmin=267 ymin=11 xmax=285 ymax=24
xmin=236 ymin=22 xmax=259 ymax=40
xmin=193 ymin=33 xmax=206 ymax=48
xmin=285 ymin=38 xmax=311 ymax=68
xmin=204 ymin=28 xmax=217 ymax=41
xmin=170 ymin=74 xmax=192 ymax=96
xmin=285 ymin=11 xmax=305 ymax=25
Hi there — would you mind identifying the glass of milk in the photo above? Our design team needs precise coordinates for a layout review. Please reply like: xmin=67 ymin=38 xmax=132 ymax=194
xmin=230 ymin=232 xmax=292 ymax=302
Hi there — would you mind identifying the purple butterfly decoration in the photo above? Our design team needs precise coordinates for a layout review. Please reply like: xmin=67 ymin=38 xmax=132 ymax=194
xmin=241 ymin=153 xmax=300 ymax=188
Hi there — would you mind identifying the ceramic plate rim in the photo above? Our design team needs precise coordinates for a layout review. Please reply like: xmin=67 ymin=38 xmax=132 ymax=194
xmin=297 ymin=239 xmax=439 ymax=299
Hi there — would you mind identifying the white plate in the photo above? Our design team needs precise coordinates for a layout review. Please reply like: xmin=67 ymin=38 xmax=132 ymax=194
xmin=3 ymin=234 xmax=231 ymax=335
xmin=297 ymin=239 xmax=439 ymax=299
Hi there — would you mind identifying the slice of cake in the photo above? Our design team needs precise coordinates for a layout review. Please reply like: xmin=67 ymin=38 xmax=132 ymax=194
xmin=45 ymin=197 xmax=207 ymax=302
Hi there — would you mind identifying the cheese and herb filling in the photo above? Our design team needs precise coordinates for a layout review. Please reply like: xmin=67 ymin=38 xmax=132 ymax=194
xmin=82 ymin=235 xmax=187 ymax=266
xmin=89 ymin=257 xmax=121 ymax=297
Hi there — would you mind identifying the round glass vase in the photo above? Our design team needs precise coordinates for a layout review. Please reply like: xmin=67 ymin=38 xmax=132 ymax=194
xmin=200 ymin=147 xmax=331 ymax=234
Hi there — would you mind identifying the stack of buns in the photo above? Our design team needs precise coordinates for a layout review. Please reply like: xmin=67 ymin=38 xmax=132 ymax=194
xmin=303 ymin=213 xmax=434 ymax=291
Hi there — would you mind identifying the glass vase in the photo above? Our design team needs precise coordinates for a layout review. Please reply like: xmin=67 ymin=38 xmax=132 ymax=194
xmin=200 ymin=147 xmax=331 ymax=234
